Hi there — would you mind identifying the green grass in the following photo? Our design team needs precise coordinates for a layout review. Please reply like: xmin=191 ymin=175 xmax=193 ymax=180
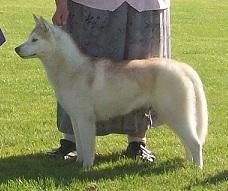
xmin=0 ymin=0 xmax=227 ymax=190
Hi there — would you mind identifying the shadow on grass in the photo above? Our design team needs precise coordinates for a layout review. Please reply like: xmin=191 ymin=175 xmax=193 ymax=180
xmin=200 ymin=170 xmax=228 ymax=185
xmin=0 ymin=152 xmax=184 ymax=186
xmin=185 ymin=170 xmax=228 ymax=190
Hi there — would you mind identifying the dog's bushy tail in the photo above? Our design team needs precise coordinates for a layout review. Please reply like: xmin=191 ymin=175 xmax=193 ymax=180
xmin=182 ymin=64 xmax=208 ymax=145
xmin=194 ymin=76 xmax=208 ymax=145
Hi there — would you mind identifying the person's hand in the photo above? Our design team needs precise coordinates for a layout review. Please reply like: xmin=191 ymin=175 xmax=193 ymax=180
xmin=52 ymin=0 xmax=69 ymax=26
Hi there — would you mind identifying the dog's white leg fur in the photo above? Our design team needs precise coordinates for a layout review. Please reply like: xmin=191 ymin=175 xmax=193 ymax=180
xmin=170 ymin=119 xmax=203 ymax=168
xmin=155 ymin=71 xmax=204 ymax=168
xmin=75 ymin=126 xmax=83 ymax=163
xmin=183 ymin=144 xmax=193 ymax=162
xmin=178 ymin=107 xmax=203 ymax=167
xmin=71 ymin=118 xmax=83 ymax=162
xmin=76 ymin=115 xmax=96 ymax=168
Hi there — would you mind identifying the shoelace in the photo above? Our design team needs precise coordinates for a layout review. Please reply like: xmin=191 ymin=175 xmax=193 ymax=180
xmin=138 ymin=145 xmax=156 ymax=162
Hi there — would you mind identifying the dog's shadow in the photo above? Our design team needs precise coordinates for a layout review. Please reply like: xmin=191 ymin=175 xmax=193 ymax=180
xmin=184 ymin=170 xmax=228 ymax=190
xmin=0 ymin=152 xmax=184 ymax=186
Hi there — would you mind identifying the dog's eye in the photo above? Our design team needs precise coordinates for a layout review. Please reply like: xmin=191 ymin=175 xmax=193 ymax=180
xmin=32 ymin=38 xmax=38 ymax=42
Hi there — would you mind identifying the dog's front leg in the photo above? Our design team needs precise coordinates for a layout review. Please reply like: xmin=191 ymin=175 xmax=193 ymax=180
xmin=71 ymin=118 xmax=83 ymax=162
xmin=77 ymin=114 xmax=96 ymax=168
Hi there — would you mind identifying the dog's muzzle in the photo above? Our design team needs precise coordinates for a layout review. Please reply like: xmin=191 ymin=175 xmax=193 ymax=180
xmin=15 ymin=46 xmax=36 ymax=58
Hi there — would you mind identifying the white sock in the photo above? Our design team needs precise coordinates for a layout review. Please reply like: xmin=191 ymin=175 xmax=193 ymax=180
xmin=128 ymin=136 xmax=146 ymax=144
xmin=63 ymin=133 xmax=75 ymax=143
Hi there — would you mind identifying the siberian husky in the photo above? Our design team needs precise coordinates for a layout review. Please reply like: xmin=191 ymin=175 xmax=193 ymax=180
xmin=15 ymin=16 xmax=208 ymax=168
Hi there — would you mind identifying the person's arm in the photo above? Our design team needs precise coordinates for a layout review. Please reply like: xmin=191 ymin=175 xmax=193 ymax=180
xmin=52 ymin=0 xmax=69 ymax=26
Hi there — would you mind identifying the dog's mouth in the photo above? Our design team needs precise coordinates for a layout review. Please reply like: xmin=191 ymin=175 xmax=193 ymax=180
xmin=24 ymin=53 xmax=37 ymax=58
xmin=17 ymin=53 xmax=37 ymax=59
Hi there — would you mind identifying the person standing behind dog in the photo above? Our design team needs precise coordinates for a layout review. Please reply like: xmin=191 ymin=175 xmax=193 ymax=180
xmin=49 ymin=0 xmax=171 ymax=161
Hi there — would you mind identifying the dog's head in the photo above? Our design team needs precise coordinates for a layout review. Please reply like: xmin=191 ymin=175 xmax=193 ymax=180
xmin=15 ymin=15 xmax=57 ymax=59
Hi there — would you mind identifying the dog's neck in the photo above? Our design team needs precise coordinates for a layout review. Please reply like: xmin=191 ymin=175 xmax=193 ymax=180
xmin=41 ymin=29 xmax=88 ymax=66
xmin=39 ymin=29 xmax=90 ymax=88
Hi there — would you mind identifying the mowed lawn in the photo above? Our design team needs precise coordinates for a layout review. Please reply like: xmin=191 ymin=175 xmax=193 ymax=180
xmin=0 ymin=0 xmax=227 ymax=190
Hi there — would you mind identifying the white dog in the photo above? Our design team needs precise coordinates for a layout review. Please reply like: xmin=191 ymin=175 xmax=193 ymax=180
xmin=15 ymin=16 xmax=208 ymax=168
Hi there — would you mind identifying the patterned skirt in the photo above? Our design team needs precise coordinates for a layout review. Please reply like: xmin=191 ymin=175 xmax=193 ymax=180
xmin=57 ymin=0 xmax=171 ymax=136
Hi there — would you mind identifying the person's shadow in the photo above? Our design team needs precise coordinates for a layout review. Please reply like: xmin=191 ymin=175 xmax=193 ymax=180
xmin=0 ymin=152 xmax=184 ymax=187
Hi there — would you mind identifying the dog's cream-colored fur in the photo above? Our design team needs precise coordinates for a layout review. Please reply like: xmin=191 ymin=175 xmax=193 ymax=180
xmin=15 ymin=16 xmax=208 ymax=168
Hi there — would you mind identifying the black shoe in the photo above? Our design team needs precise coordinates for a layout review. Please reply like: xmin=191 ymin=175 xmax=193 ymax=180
xmin=126 ymin=142 xmax=156 ymax=162
xmin=47 ymin=139 xmax=77 ymax=160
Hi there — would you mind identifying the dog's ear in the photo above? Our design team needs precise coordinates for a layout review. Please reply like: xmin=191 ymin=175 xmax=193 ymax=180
xmin=33 ymin=14 xmax=46 ymax=30
xmin=36 ymin=16 xmax=53 ymax=34
xmin=33 ymin=14 xmax=40 ymax=25
xmin=39 ymin=16 xmax=50 ymax=32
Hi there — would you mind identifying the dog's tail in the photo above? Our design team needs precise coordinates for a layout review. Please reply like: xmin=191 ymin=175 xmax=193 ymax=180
xmin=182 ymin=64 xmax=208 ymax=145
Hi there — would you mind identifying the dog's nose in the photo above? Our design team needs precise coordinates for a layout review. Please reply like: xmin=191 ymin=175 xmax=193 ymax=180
xmin=15 ymin=46 xmax=20 ymax=54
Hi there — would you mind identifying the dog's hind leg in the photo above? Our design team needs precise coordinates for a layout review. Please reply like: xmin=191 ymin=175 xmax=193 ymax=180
xmin=170 ymin=120 xmax=203 ymax=168
xmin=77 ymin=114 xmax=96 ymax=168
xmin=183 ymin=144 xmax=193 ymax=162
